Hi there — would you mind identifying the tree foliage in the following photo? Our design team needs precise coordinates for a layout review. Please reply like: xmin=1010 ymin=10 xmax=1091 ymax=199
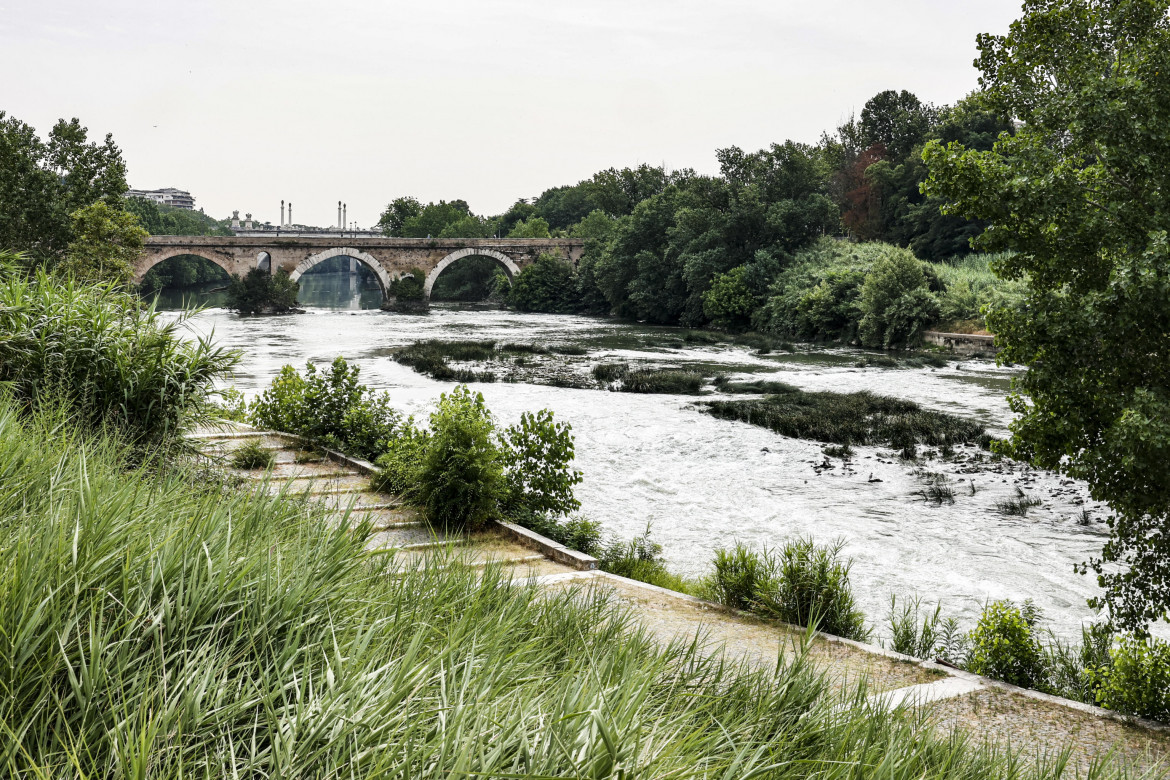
xmin=0 ymin=113 xmax=128 ymax=263
xmin=226 ymin=268 xmax=300 ymax=315
xmin=59 ymin=202 xmax=147 ymax=284
xmin=924 ymin=0 xmax=1170 ymax=631
xmin=509 ymin=254 xmax=577 ymax=313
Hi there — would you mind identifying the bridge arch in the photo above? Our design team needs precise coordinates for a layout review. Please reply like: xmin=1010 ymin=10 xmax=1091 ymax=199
xmin=424 ymin=248 xmax=521 ymax=299
xmin=134 ymin=250 xmax=234 ymax=284
xmin=289 ymin=247 xmax=392 ymax=294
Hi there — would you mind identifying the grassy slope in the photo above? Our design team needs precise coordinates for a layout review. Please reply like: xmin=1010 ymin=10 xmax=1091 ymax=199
xmin=0 ymin=402 xmax=1108 ymax=778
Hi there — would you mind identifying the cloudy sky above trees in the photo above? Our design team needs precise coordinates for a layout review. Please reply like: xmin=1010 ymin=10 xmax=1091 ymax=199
xmin=3 ymin=0 xmax=1021 ymax=226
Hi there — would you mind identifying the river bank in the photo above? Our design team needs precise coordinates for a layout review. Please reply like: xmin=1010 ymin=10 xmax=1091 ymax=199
xmin=162 ymin=278 xmax=1125 ymax=643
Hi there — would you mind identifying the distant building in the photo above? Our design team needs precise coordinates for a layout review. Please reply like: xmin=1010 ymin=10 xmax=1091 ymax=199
xmin=126 ymin=187 xmax=196 ymax=210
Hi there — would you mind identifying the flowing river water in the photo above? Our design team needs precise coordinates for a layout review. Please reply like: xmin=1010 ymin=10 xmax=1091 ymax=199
xmin=160 ymin=271 xmax=1141 ymax=642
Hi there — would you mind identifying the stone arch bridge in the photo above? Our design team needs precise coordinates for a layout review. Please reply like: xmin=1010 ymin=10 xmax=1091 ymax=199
xmin=135 ymin=236 xmax=585 ymax=301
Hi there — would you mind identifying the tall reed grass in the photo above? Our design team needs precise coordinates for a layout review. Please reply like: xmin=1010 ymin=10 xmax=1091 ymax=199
xmin=0 ymin=257 xmax=237 ymax=452
xmin=0 ymin=400 xmax=1115 ymax=777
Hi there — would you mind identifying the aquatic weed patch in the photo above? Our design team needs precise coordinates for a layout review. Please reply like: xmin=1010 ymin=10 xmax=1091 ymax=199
xmin=393 ymin=339 xmax=499 ymax=382
xmin=704 ymin=386 xmax=984 ymax=448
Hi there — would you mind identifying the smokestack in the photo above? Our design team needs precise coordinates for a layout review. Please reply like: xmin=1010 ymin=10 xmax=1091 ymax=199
xmin=338 ymin=200 xmax=342 ymax=229
xmin=280 ymin=199 xmax=285 ymax=226
xmin=343 ymin=203 xmax=347 ymax=230
xmin=289 ymin=202 xmax=293 ymax=226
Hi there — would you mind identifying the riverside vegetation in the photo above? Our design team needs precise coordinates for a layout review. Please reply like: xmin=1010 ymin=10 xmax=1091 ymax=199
xmin=5 ymin=251 xmax=1146 ymax=775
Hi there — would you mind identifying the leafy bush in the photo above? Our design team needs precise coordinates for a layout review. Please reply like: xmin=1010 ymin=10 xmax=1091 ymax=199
xmin=857 ymin=247 xmax=940 ymax=349
xmin=370 ymin=424 xmax=429 ymax=495
xmin=379 ymin=388 xmax=585 ymax=533
xmin=511 ymin=510 xmax=603 ymax=556
xmin=966 ymin=600 xmax=1048 ymax=690
xmin=389 ymin=268 xmax=426 ymax=301
xmin=230 ymin=439 xmax=275 ymax=470
xmin=500 ymin=409 xmax=583 ymax=517
xmin=0 ymin=262 xmax=237 ymax=452
xmin=706 ymin=539 xmax=867 ymax=640
xmin=754 ymin=238 xmax=888 ymax=339
xmin=1089 ymin=635 xmax=1170 ymax=722
xmin=210 ymin=385 xmax=249 ymax=422
xmin=702 ymin=266 xmax=755 ymax=331
xmin=226 ymin=268 xmax=300 ymax=315
xmin=509 ymin=254 xmax=579 ymax=313
xmin=249 ymin=357 xmax=400 ymax=460
xmin=756 ymin=537 xmax=869 ymax=641
xmin=415 ymin=386 xmax=506 ymax=532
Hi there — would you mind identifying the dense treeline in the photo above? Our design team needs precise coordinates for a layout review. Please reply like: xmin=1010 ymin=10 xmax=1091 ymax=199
xmin=380 ymin=90 xmax=1015 ymax=337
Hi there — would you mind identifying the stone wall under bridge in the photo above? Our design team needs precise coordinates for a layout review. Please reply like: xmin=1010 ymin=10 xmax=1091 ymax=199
xmin=135 ymin=236 xmax=586 ymax=301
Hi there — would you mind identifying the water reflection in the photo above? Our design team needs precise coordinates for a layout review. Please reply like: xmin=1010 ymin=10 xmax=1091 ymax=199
xmin=151 ymin=270 xmax=383 ymax=311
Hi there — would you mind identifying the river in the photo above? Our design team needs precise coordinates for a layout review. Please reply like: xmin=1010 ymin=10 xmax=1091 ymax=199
xmin=161 ymin=270 xmax=1130 ymax=642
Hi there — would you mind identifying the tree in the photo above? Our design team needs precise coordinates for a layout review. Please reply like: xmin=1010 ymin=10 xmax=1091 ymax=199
xmin=59 ymin=202 xmax=147 ymax=284
xmin=923 ymin=0 xmax=1170 ymax=632
xmin=509 ymin=254 xmax=577 ymax=313
xmin=226 ymin=268 xmax=300 ymax=315
xmin=702 ymin=266 xmax=755 ymax=331
xmin=0 ymin=113 xmax=127 ymax=263
xmin=856 ymin=246 xmax=939 ymax=349
xmin=507 ymin=216 xmax=551 ymax=238
xmin=859 ymin=90 xmax=937 ymax=162
xmin=377 ymin=196 xmax=422 ymax=236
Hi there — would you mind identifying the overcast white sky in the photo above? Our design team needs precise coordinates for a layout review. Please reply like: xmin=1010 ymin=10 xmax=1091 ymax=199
xmin=3 ymin=0 xmax=1022 ymax=227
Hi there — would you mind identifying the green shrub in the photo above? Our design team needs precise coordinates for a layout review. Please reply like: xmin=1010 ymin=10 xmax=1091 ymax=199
xmin=230 ymin=439 xmax=275 ymax=470
xmin=249 ymin=357 xmax=400 ymax=461
xmin=225 ymin=267 xmax=300 ymax=314
xmin=1089 ymin=635 xmax=1170 ymax=722
xmin=509 ymin=254 xmax=579 ymax=313
xmin=0 ymin=263 xmax=237 ymax=453
xmin=599 ymin=527 xmax=699 ymax=594
xmin=389 ymin=268 xmax=426 ymax=301
xmin=967 ymin=600 xmax=1048 ymax=690
xmin=754 ymin=238 xmax=889 ymax=339
xmin=210 ymin=385 xmax=249 ymax=422
xmin=756 ymin=537 xmax=869 ymax=641
xmin=708 ymin=544 xmax=779 ymax=612
xmin=702 ymin=266 xmax=755 ymax=331
xmin=857 ymin=247 xmax=940 ymax=349
xmin=511 ymin=510 xmax=603 ymax=556
xmin=370 ymin=423 xmax=430 ymax=495
xmin=500 ymin=409 xmax=583 ymax=517
xmin=416 ymin=386 xmax=506 ymax=531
